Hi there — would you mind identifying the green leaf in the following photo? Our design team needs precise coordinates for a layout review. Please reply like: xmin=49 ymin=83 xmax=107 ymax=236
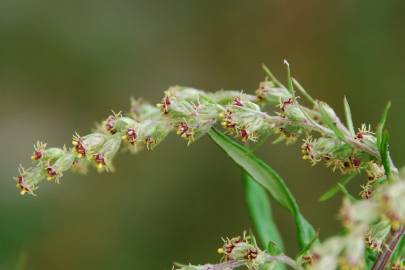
xmin=319 ymin=173 xmax=357 ymax=202
xmin=292 ymin=78 xmax=316 ymax=105
xmin=380 ymin=130 xmax=391 ymax=177
xmin=267 ymin=240 xmax=285 ymax=270
xmin=391 ymin=233 xmax=405 ymax=264
xmin=343 ymin=96 xmax=355 ymax=136
xmin=365 ymin=249 xmax=378 ymax=270
xmin=267 ymin=241 xmax=283 ymax=256
xmin=337 ymin=183 xmax=357 ymax=202
xmin=208 ymin=128 xmax=316 ymax=248
xmin=262 ymin=64 xmax=286 ymax=89
xmin=296 ymin=231 xmax=319 ymax=258
xmin=284 ymin=60 xmax=295 ymax=96
xmin=376 ymin=101 xmax=391 ymax=148
xmin=244 ymin=173 xmax=284 ymax=249
xmin=376 ymin=102 xmax=392 ymax=177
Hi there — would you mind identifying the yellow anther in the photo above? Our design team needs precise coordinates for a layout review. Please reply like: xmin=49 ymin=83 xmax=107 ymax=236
xmin=217 ymin=248 xmax=224 ymax=254
xmin=72 ymin=140 xmax=78 ymax=146
xmin=20 ymin=190 xmax=26 ymax=195
xmin=97 ymin=163 xmax=103 ymax=169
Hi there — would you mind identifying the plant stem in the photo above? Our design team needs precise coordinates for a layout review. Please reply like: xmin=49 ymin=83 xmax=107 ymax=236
xmin=372 ymin=226 xmax=404 ymax=270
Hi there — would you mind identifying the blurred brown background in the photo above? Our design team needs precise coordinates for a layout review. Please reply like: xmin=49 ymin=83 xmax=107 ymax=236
xmin=1 ymin=0 xmax=404 ymax=269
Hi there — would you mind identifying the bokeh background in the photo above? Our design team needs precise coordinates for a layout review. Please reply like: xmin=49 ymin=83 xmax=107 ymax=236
xmin=1 ymin=0 xmax=404 ymax=269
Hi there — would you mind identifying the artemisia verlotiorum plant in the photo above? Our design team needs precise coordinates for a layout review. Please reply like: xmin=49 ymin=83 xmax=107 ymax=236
xmin=14 ymin=62 xmax=404 ymax=270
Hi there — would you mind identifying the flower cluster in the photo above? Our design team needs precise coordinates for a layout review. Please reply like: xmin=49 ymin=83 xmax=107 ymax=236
xmin=305 ymin=179 xmax=405 ymax=270
xmin=13 ymin=64 xmax=404 ymax=270
xmin=176 ymin=233 xmax=299 ymax=270
xmin=14 ymin=68 xmax=385 ymax=196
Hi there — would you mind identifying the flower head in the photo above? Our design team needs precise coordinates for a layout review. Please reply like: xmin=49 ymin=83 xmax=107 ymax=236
xmin=31 ymin=141 xmax=47 ymax=161
xmin=72 ymin=133 xmax=107 ymax=158
xmin=14 ymin=166 xmax=47 ymax=195
xmin=92 ymin=134 xmax=122 ymax=171
xmin=255 ymin=80 xmax=291 ymax=105
xmin=104 ymin=111 xmax=122 ymax=134
xmin=46 ymin=152 xmax=75 ymax=182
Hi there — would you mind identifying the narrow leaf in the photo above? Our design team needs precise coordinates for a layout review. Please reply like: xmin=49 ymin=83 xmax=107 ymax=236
xmin=296 ymin=230 xmax=319 ymax=258
xmin=391 ymin=233 xmax=405 ymax=264
xmin=319 ymin=173 xmax=357 ymax=202
xmin=292 ymin=78 xmax=316 ymax=105
xmin=283 ymin=60 xmax=295 ymax=96
xmin=380 ymin=130 xmax=391 ymax=177
xmin=268 ymin=241 xmax=283 ymax=256
xmin=365 ymin=249 xmax=378 ymax=270
xmin=208 ymin=128 xmax=316 ymax=248
xmin=244 ymin=154 xmax=287 ymax=270
xmin=337 ymin=183 xmax=357 ymax=202
xmin=262 ymin=64 xmax=286 ymax=89
xmin=244 ymin=173 xmax=284 ymax=249
xmin=376 ymin=101 xmax=391 ymax=148
xmin=343 ymin=96 xmax=355 ymax=136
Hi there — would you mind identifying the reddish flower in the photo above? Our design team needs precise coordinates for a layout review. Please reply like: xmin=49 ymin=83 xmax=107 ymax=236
xmin=281 ymin=98 xmax=294 ymax=111
xmin=245 ymin=248 xmax=258 ymax=261
xmin=177 ymin=122 xmax=192 ymax=139
xmin=32 ymin=149 xmax=43 ymax=160
xmin=94 ymin=153 xmax=106 ymax=169
xmin=233 ymin=97 xmax=244 ymax=107
xmin=126 ymin=128 xmax=137 ymax=144
xmin=16 ymin=175 xmax=30 ymax=194
xmin=239 ymin=128 xmax=250 ymax=141
xmin=72 ymin=138 xmax=86 ymax=157
xmin=106 ymin=115 xmax=117 ymax=134
xmin=47 ymin=166 xmax=58 ymax=180
xmin=160 ymin=96 xmax=171 ymax=114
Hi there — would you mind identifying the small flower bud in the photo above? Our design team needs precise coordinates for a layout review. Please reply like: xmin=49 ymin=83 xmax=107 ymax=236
xmin=46 ymin=152 xmax=75 ymax=182
xmin=176 ymin=121 xmax=193 ymax=141
xmin=311 ymin=237 xmax=345 ymax=270
xmin=138 ymin=120 xmax=171 ymax=150
xmin=104 ymin=111 xmax=122 ymax=134
xmin=221 ymin=100 xmax=269 ymax=142
xmin=378 ymin=180 xmax=405 ymax=230
xmin=278 ymin=97 xmax=307 ymax=122
xmin=123 ymin=127 xmax=138 ymax=145
xmin=72 ymin=133 xmax=107 ymax=158
xmin=31 ymin=141 xmax=47 ymax=161
xmin=355 ymin=124 xmax=377 ymax=148
xmin=340 ymin=198 xmax=379 ymax=230
xmin=339 ymin=236 xmax=365 ymax=270
xmin=157 ymin=87 xmax=205 ymax=116
xmin=15 ymin=165 xmax=47 ymax=195
xmin=365 ymin=220 xmax=391 ymax=252
xmin=92 ymin=134 xmax=122 ymax=171
xmin=366 ymin=162 xmax=385 ymax=182
xmin=256 ymin=80 xmax=292 ymax=105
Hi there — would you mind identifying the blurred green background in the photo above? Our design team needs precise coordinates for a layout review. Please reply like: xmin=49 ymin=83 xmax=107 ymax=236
xmin=1 ymin=0 xmax=404 ymax=269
